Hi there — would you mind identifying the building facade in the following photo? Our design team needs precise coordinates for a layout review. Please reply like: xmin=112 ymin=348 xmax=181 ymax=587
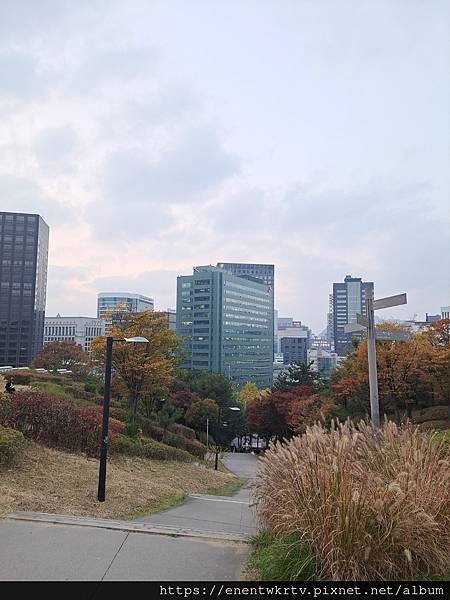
xmin=176 ymin=265 xmax=273 ymax=388
xmin=332 ymin=275 xmax=374 ymax=356
xmin=217 ymin=262 xmax=275 ymax=357
xmin=280 ymin=336 xmax=309 ymax=365
xmin=97 ymin=292 xmax=154 ymax=331
xmin=441 ymin=306 xmax=450 ymax=320
xmin=307 ymin=348 xmax=339 ymax=380
xmin=0 ymin=211 xmax=49 ymax=367
xmin=44 ymin=316 xmax=105 ymax=354
xmin=277 ymin=318 xmax=311 ymax=365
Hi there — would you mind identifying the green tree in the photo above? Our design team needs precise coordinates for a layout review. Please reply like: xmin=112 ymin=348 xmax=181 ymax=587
xmin=185 ymin=398 xmax=219 ymax=432
xmin=187 ymin=372 xmax=235 ymax=409
xmin=273 ymin=362 xmax=323 ymax=392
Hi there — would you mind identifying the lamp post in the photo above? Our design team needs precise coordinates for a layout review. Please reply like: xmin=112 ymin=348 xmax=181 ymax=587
xmin=97 ymin=335 xmax=149 ymax=502
xmin=214 ymin=406 xmax=240 ymax=470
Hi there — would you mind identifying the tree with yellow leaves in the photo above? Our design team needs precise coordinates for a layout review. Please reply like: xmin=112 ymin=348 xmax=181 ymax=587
xmin=91 ymin=310 xmax=182 ymax=420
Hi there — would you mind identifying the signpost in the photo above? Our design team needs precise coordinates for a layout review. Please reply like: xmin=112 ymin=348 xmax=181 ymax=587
xmin=344 ymin=289 xmax=408 ymax=429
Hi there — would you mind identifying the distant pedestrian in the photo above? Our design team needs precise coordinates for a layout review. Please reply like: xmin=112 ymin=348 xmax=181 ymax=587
xmin=5 ymin=378 xmax=15 ymax=394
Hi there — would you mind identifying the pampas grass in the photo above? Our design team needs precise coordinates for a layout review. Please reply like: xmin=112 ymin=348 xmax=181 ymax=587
xmin=253 ymin=420 xmax=450 ymax=581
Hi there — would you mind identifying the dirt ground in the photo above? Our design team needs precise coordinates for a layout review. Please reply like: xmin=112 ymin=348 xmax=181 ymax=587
xmin=0 ymin=441 xmax=237 ymax=520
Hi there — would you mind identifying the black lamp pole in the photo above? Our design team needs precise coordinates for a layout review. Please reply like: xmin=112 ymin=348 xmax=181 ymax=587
xmin=97 ymin=336 xmax=114 ymax=502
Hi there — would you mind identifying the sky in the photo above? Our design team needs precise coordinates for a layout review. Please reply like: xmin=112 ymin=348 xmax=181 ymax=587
xmin=1 ymin=0 xmax=449 ymax=334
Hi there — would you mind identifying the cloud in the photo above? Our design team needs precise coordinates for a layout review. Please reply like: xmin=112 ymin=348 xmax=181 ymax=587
xmin=0 ymin=52 xmax=47 ymax=101
xmin=0 ymin=174 xmax=70 ymax=224
xmin=69 ymin=45 xmax=159 ymax=93
xmin=32 ymin=126 xmax=79 ymax=174
xmin=89 ymin=126 xmax=240 ymax=239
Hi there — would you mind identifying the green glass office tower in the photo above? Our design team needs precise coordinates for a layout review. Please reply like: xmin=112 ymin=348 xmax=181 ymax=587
xmin=177 ymin=266 xmax=273 ymax=388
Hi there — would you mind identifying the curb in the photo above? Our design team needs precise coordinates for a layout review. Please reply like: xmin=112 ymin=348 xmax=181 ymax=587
xmin=5 ymin=512 xmax=250 ymax=544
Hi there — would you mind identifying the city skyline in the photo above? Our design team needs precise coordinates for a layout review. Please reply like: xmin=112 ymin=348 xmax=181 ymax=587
xmin=0 ymin=1 xmax=448 ymax=333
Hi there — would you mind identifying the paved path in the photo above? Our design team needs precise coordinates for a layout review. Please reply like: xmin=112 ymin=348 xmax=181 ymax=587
xmin=134 ymin=453 xmax=259 ymax=537
xmin=0 ymin=453 xmax=260 ymax=581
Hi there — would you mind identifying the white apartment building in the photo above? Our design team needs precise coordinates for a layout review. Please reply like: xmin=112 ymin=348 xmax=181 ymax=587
xmin=44 ymin=316 xmax=105 ymax=354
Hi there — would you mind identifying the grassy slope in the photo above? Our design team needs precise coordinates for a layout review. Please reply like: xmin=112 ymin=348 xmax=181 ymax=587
xmin=0 ymin=441 xmax=238 ymax=520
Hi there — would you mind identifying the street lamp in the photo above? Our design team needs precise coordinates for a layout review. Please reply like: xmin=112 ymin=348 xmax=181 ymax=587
xmin=214 ymin=406 xmax=240 ymax=470
xmin=97 ymin=335 xmax=149 ymax=502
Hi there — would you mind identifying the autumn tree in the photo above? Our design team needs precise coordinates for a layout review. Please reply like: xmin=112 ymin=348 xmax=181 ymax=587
xmin=91 ymin=310 xmax=181 ymax=420
xmin=32 ymin=341 xmax=90 ymax=378
xmin=238 ymin=382 xmax=264 ymax=407
xmin=288 ymin=392 xmax=339 ymax=434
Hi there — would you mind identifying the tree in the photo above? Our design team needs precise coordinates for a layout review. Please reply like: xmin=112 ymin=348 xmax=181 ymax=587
xmin=273 ymin=362 xmax=323 ymax=392
xmin=91 ymin=311 xmax=181 ymax=420
xmin=187 ymin=372 xmax=235 ymax=409
xmin=185 ymin=398 xmax=219 ymax=432
xmin=238 ymin=382 xmax=262 ymax=407
xmin=32 ymin=341 xmax=89 ymax=378
xmin=288 ymin=392 xmax=339 ymax=434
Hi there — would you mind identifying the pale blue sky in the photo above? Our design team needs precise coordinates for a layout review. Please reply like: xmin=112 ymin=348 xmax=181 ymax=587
xmin=0 ymin=0 xmax=448 ymax=332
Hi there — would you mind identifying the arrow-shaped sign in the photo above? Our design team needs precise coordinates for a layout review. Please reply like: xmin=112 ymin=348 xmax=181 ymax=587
xmin=375 ymin=330 xmax=411 ymax=342
xmin=373 ymin=293 xmax=407 ymax=311
xmin=344 ymin=323 xmax=366 ymax=334
xmin=356 ymin=313 xmax=369 ymax=327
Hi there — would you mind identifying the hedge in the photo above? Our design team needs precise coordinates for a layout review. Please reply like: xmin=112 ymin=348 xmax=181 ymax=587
xmin=168 ymin=422 xmax=196 ymax=440
xmin=112 ymin=434 xmax=194 ymax=462
xmin=0 ymin=391 xmax=123 ymax=456
xmin=139 ymin=418 xmax=206 ymax=458
xmin=0 ymin=425 xmax=25 ymax=467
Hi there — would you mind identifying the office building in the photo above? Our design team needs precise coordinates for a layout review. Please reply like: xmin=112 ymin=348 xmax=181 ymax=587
xmin=97 ymin=293 xmax=154 ymax=331
xmin=163 ymin=308 xmax=176 ymax=330
xmin=332 ymin=275 xmax=374 ymax=356
xmin=44 ymin=315 xmax=105 ymax=354
xmin=280 ymin=335 xmax=309 ymax=365
xmin=0 ymin=211 xmax=49 ymax=367
xmin=308 ymin=348 xmax=339 ymax=380
xmin=326 ymin=293 xmax=334 ymax=344
xmin=176 ymin=265 xmax=273 ymax=388
xmin=266 ymin=316 xmax=313 ymax=365
xmin=217 ymin=262 xmax=275 ymax=357
xmin=441 ymin=306 xmax=450 ymax=320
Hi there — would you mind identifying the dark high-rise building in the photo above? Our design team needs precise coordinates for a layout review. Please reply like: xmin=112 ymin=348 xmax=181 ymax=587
xmin=332 ymin=275 xmax=374 ymax=356
xmin=177 ymin=265 xmax=273 ymax=388
xmin=0 ymin=212 xmax=49 ymax=367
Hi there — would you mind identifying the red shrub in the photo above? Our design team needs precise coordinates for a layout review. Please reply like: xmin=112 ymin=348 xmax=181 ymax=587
xmin=0 ymin=391 xmax=123 ymax=457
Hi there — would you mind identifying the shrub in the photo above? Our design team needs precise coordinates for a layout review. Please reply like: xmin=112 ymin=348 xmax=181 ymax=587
xmin=139 ymin=418 xmax=165 ymax=441
xmin=0 ymin=425 xmax=25 ymax=467
xmin=109 ymin=406 xmax=128 ymax=422
xmin=112 ymin=434 xmax=194 ymax=462
xmin=1 ymin=371 xmax=33 ymax=385
xmin=253 ymin=420 xmax=450 ymax=581
xmin=0 ymin=390 xmax=123 ymax=457
xmin=123 ymin=421 xmax=140 ymax=438
xmin=168 ymin=422 xmax=196 ymax=439
xmin=141 ymin=437 xmax=194 ymax=462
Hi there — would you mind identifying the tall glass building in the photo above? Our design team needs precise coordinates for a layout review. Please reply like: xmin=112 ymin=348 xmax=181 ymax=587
xmin=217 ymin=262 xmax=275 ymax=356
xmin=332 ymin=275 xmax=374 ymax=356
xmin=0 ymin=211 xmax=49 ymax=367
xmin=177 ymin=266 xmax=273 ymax=388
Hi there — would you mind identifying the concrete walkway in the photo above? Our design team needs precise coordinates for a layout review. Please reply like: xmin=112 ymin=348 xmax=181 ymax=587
xmin=0 ymin=453 xmax=260 ymax=581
